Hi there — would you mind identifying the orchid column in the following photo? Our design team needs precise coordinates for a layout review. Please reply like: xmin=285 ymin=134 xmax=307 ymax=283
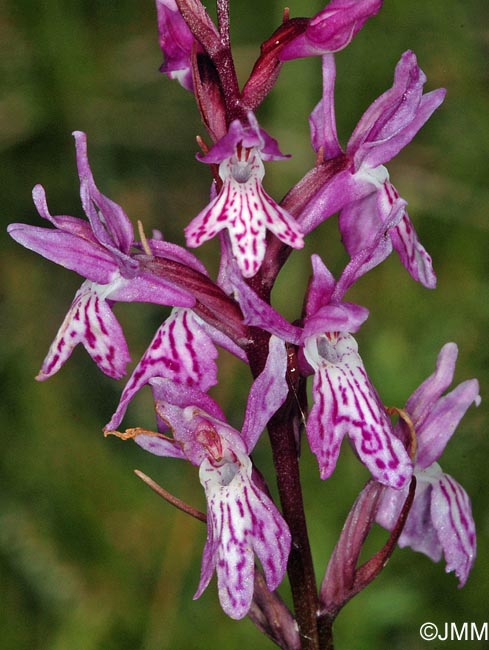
xmin=7 ymin=1 xmax=479 ymax=650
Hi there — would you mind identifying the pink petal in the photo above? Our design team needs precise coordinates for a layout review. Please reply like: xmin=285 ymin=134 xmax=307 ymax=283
xmin=32 ymin=184 xmax=98 ymax=240
xmin=304 ymin=332 xmax=412 ymax=487
xmin=196 ymin=449 xmax=290 ymax=619
xmin=397 ymin=479 xmax=442 ymax=561
xmin=146 ymin=238 xmax=209 ymax=275
xmin=156 ymin=0 xmax=196 ymax=92
xmin=241 ymin=335 xmax=289 ymax=452
xmin=386 ymin=193 xmax=436 ymax=289
xmin=376 ymin=467 xmax=443 ymax=561
xmin=134 ymin=433 xmax=186 ymax=459
xmin=305 ymin=254 xmax=336 ymax=315
xmin=309 ymin=54 xmax=342 ymax=158
xmin=73 ymin=131 xmax=134 ymax=257
xmin=280 ymin=0 xmax=382 ymax=59
xmin=198 ymin=113 xmax=289 ymax=164
xmin=185 ymin=151 xmax=303 ymax=278
xmin=108 ymin=273 xmax=195 ymax=307
xmin=348 ymin=51 xmax=446 ymax=168
xmin=37 ymin=280 xmax=130 ymax=380
xmin=431 ymin=474 xmax=476 ymax=587
xmin=106 ymin=309 xmax=218 ymax=430
xmin=7 ymin=223 xmax=118 ymax=284
xmin=333 ymin=192 xmax=406 ymax=300
xmin=416 ymin=378 xmax=480 ymax=469
xmin=228 ymin=265 xmax=302 ymax=344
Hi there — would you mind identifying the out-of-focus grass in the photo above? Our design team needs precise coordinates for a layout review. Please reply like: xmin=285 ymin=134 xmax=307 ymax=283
xmin=1 ymin=1 xmax=488 ymax=649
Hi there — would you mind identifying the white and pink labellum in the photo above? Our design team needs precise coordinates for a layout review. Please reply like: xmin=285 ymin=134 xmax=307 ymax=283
xmin=127 ymin=404 xmax=292 ymax=620
xmin=196 ymin=435 xmax=291 ymax=619
xmin=37 ymin=280 xmax=130 ymax=380
xmin=431 ymin=473 xmax=476 ymax=586
xmin=377 ymin=462 xmax=476 ymax=587
xmin=389 ymin=206 xmax=436 ymax=289
xmin=105 ymin=308 xmax=219 ymax=431
xmin=303 ymin=331 xmax=412 ymax=488
xmin=185 ymin=147 xmax=304 ymax=278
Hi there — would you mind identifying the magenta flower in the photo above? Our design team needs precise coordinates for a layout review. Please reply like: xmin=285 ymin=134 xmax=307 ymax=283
xmin=301 ymin=255 xmax=412 ymax=488
xmin=116 ymin=335 xmax=291 ymax=619
xmin=301 ymin=51 xmax=446 ymax=288
xmin=185 ymin=114 xmax=304 ymax=278
xmin=196 ymin=431 xmax=289 ymax=619
xmin=376 ymin=343 xmax=480 ymax=586
xmin=280 ymin=0 xmax=382 ymax=60
xmin=8 ymin=131 xmax=198 ymax=379
xmin=156 ymin=0 xmax=198 ymax=92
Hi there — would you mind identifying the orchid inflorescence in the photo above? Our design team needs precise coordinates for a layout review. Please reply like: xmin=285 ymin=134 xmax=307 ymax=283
xmin=8 ymin=1 xmax=480 ymax=648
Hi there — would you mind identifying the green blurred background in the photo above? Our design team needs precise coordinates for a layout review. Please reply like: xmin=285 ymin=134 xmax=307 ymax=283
xmin=1 ymin=1 xmax=488 ymax=648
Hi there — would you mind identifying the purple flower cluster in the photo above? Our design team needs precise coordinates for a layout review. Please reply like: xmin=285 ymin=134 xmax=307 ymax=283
xmin=8 ymin=0 xmax=479 ymax=637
